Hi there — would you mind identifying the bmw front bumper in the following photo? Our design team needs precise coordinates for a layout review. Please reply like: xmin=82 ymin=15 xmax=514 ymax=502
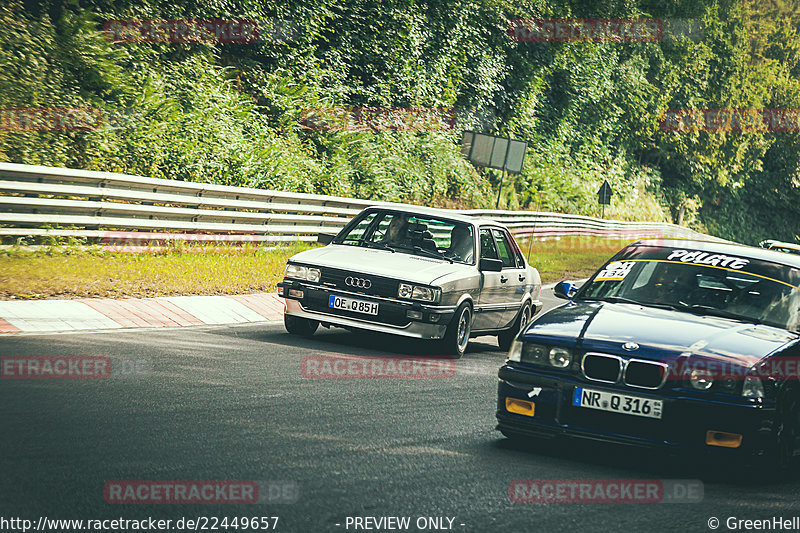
xmin=496 ymin=363 xmax=777 ymax=458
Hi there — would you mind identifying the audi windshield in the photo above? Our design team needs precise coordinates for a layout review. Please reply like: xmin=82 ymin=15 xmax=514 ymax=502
xmin=333 ymin=210 xmax=475 ymax=264
xmin=578 ymin=246 xmax=800 ymax=332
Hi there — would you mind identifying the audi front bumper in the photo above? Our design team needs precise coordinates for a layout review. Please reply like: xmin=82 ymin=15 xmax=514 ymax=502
xmin=277 ymin=280 xmax=454 ymax=340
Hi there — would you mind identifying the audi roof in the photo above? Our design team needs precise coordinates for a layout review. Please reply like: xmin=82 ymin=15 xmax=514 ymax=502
xmin=361 ymin=204 xmax=501 ymax=227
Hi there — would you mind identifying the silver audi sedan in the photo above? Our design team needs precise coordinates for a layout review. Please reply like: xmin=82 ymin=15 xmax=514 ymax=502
xmin=277 ymin=205 xmax=543 ymax=357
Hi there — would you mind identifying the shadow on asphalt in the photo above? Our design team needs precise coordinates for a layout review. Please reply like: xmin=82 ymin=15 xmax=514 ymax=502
xmin=213 ymin=323 xmax=505 ymax=358
xmin=490 ymin=434 xmax=800 ymax=487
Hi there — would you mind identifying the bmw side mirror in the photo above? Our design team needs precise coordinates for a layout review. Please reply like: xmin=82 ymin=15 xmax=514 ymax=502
xmin=317 ymin=233 xmax=335 ymax=245
xmin=553 ymin=281 xmax=577 ymax=300
xmin=479 ymin=258 xmax=503 ymax=272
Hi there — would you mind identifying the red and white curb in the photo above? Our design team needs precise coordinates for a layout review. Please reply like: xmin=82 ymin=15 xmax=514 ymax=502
xmin=0 ymin=282 xmax=570 ymax=335
xmin=0 ymin=293 xmax=284 ymax=334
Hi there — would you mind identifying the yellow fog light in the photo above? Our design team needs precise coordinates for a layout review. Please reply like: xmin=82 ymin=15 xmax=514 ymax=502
xmin=506 ymin=398 xmax=535 ymax=417
xmin=705 ymin=430 xmax=742 ymax=448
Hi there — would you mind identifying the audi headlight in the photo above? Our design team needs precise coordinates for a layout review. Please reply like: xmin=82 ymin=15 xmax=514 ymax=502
xmin=284 ymin=264 xmax=321 ymax=283
xmin=284 ymin=264 xmax=307 ymax=280
xmin=548 ymin=347 xmax=572 ymax=368
xmin=689 ymin=368 xmax=714 ymax=390
xmin=306 ymin=268 xmax=321 ymax=283
xmin=412 ymin=286 xmax=439 ymax=302
xmin=398 ymin=283 xmax=413 ymax=298
xmin=397 ymin=283 xmax=441 ymax=303
xmin=742 ymin=375 xmax=764 ymax=399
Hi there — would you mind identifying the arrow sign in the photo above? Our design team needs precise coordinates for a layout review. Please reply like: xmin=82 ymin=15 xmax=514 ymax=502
xmin=597 ymin=180 xmax=613 ymax=205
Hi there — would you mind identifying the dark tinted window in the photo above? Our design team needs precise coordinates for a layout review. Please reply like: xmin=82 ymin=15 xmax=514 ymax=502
xmin=480 ymin=229 xmax=498 ymax=259
xmin=492 ymin=229 xmax=516 ymax=268
xmin=579 ymin=245 xmax=800 ymax=331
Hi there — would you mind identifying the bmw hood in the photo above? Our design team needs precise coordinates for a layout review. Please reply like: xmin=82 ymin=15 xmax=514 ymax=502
xmin=523 ymin=301 xmax=799 ymax=370
xmin=288 ymin=244 xmax=468 ymax=285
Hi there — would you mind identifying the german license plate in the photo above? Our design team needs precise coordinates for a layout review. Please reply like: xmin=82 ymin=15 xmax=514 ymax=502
xmin=328 ymin=295 xmax=379 ymax=316
xmin=573 ymin=387 xmax=663 ymax=419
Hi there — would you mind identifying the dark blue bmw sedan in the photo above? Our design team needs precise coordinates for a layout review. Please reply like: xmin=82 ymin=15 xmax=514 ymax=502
xmin=497 ymin=239 xmax=800 ymax=467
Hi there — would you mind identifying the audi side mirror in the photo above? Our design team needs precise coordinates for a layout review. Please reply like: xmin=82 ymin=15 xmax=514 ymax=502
xmin=553 ymin=281 xmax=578 ymax=300
xmin=317 ymin=233 xmax=335 ymax=245
xmin=479 ymin=258 xmax=503 ymax=272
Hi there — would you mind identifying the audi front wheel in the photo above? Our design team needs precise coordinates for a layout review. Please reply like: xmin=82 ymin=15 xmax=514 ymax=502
xmin=442 ymin=303 xmax=471 ymax=359
xmin=284 ymin=315 xmax=319 ymax=337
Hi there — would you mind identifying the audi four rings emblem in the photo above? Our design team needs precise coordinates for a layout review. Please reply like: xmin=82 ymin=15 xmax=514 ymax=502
xmin=345 ymin=277 xmax=372 ymax=289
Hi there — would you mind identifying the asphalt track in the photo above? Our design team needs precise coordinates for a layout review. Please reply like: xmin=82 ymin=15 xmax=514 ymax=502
xmin=1 ymin=290 xmax=799 ymax=533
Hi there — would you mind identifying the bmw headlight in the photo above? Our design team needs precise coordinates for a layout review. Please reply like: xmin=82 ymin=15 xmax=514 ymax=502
xmin=548 ymin=347 xmax=572 ymax=368
xmin=398 ymin=283 xmax=441 ymax=303
xmin=284 ymin=264 xmax=321 ymax=283
xmin=509 ymin=342 xmax=573 ymax=368
xmin=742 ymin=374 xmax=764 ymax=399
xmin=689 ymin=368 xmax=714 ymax=390
xmin=511 ymin=343 xmax=557 ymax=366
xmin=524 ymin=344 xmax=549 ymax=364
xmin=508 ymin=339 xmax=522 ymax=362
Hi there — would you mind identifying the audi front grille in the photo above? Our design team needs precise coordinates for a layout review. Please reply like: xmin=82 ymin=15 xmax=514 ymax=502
xmin=319 ymin=267 xmax=398 ymax=298
xmin=344 ymin=276 xmax=372 ymax=290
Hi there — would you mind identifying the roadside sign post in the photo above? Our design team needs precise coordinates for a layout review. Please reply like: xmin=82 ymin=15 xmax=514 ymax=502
xmin=597 ymin=180 xmax=613 ymax=218
xmin=526 ymin=184 xmax=542 ymax=262
xmin=460 ymin=131 xmax=528 ymax=209
xmin=495 ymin=168 xmax=506 ymax=209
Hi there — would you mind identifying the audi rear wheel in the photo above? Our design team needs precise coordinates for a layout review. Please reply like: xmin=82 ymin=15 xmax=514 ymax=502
xmin=498 ymin=302 xmax=532 ymax=352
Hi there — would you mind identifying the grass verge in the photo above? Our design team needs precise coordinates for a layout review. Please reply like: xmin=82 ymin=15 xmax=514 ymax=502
xmin=520 ymin=236 xmax=632 ymax=284
xmin=0 ymin=236 xmax=632 ymax=300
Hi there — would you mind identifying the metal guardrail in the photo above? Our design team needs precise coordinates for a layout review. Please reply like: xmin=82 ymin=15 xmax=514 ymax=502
xmin=0 ymin=162 xmax=720 ymax=247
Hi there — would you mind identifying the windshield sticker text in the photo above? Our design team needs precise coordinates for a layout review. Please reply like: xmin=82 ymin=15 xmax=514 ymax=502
xmin=666 ymin=250 xmax=749 ymax=269
xmin=595 ymin=261 xmax=636 ymax=281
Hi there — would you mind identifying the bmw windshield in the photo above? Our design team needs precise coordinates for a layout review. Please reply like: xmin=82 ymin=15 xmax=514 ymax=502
xmin=333 ymin=210 xmax=475 ymax=264
xmin=578 ymin=246 xmax=800 ymax=332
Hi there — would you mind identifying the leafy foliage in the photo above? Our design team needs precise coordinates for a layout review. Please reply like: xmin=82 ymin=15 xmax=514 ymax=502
xmin=2 ymin=0 xmax=800 ymax=242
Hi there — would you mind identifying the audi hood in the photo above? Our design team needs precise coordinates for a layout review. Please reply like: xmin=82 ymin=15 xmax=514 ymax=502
xmin=288 ymin=244 xmax=471 ymax=285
